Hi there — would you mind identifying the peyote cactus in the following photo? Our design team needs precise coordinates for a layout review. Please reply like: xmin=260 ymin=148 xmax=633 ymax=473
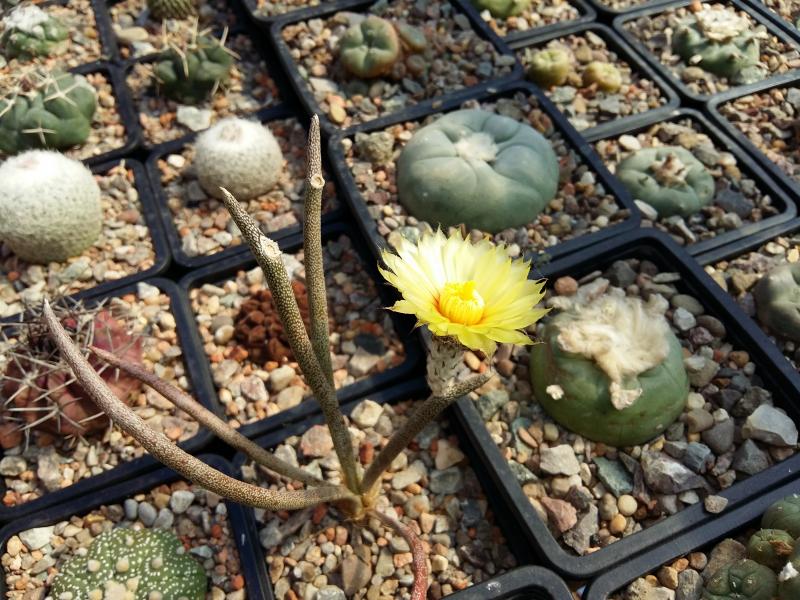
xmin=752 ymin=264 xmax=800 ymax=343
xmin=0 ymin=150 xmax=101 ymax=263
xmin=779 ymin=545 xmax=800 ymax=599
xmin=397 ymin=108 xmax=559 ymax=233
xmin=747 ymin=529 xmax=796 ymax=570
xmin=51 ymin=528 xmax=207 ymax=599
xmin=194 ymin=117 xmax=284 ymax=201
xmin=703 ymin=559 xmax=778 ymax=600
xmin=582 ymin=61 xmax=622 ymax=93
xmin=615 ymin=146 xmax=715 ymax=218
xmin=147 ymin=0 xmax=196 ymax=20
xmin=526 ymin=47 xmax=572 ymax=89
xmin=0 ymin=70 xmax=97 ymax=154
xmin=762 ymin=495 xmax=800 ymax=538
xmin=672 ymin=7 xmax=764 ymax=83
xmin=0 ymin=5 xmax=68 ymax=60
xmin=470 ymin=0 xmax=532 ymax=18
xmin=338 ymin=15 xmax=428 ymax=80
xmin=153 ymin=33 xmax=233 ymax=104
xmin=530 ymin=293 xmax=689 ymax=447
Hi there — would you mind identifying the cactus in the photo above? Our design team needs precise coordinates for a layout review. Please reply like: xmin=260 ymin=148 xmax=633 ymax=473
xmin=1 ymin=5 xmax=68 ymax=60
xmin=672 ymin=7 xmax=763 ymax=82
xmin=470 ymin=0 xmax=532 ymax=18
xmin=397 ymin=108 xmax=559 ymax=233
xmin=529 ymin=293 xmax=689 ymax=447
xmin=51 ymin=528 xmax=207 ymax=599
xmin=526 ymin=47 xmax=572 ymax=89
xmin=752 ymin=264 xmax=800 ymax=343
xmin=762 ymin=495 xmax=800 ymax=538
xmin=147 ymin=0 xmax=196 ymax=20
xmin=0 ymin=70 xmax=97 ymax=154
xmin=703 ymin=559 xmax=778 ymax=600
xmin=615 ymin=146 xmax=715 ymax=218
xmin=779 ymin=545 xmax=800 ymax=599
xmin=153 ymin=33 xmax=233 ymax=104
xmin=0 ymin=150 xmax=101 ymax=263
xmin=339 ymin=16 xmax=402 ymax=79
xmin=747 ymin=529 xmax=796 ymax=570
xmin=582 ymin=61 xmax=622 ymax=93
xmin=194 ymin=117 xmax=284 ymax=201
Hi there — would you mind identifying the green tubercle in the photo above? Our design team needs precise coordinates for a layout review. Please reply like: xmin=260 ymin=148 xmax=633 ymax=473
xmin=763 ymin=495 xmax=800 ymax=538
xmin=747 ymin=529 xmax=796 ymax=570
xmin=582 ymin=61 xmax=622 ymax=92
xmin=702 ymin=559 xmax=778 ymax=600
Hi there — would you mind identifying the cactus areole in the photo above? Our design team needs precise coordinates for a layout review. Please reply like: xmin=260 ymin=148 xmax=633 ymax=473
xmin=530 ymin=293 xmax=689 ymax=447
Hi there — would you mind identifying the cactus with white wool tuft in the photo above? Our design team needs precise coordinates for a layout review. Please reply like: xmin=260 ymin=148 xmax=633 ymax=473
xmin=0 ymin=5 xmax=68 ymax=60
xmin=194 ymin=117 xmax=284 ymax=200
xmin=51 ymin=528 xmax=207 ymax=599
xmin=0 ymin=150 xmax=101 ymax=264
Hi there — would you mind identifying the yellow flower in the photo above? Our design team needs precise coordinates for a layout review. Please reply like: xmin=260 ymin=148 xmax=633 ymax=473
xmin=379 ymin=230 xmax=549 ymax=356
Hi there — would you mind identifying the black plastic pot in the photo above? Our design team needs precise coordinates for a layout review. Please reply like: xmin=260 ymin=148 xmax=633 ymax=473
xmin=456 ymin=0 xmax=596 ymax=45
xmin=328 ymin=79 xmax=640 ymax=266
xmin=696 ymin=216 xmax=800 ymax=267
xmin=0 ymin=157 xmax=169 ymax=324
xmin=740 ymin=0 xmax=800 ymax=44
xmin=88 ymin=0 xmax=123 ymax=64
xmin=0 ymin=455 xmax=265 ymax=598
xmin=178 ymin=220 xmax=424 ymax=441
xmin=239 ymin=0 xmax=335 ymax=29
xmin=0 ymin=277 xmax=220 ymax=523
xmin=613 ymin=0 xmax=800 ymax=105
xmin=67 ymin=61 xmax=141 ymax=166
xmin=585 ymin=0 xmax=677 ymax=22
xmin=231 ymin=380 xmax=574 ymax=600
xmin=145 ymin=103 xmax=343 ymax=269
xmin=583 ymin=107 xmax=797 ymax=256
xmin=451 ymin=227 xmax=800 ymax=581
xmin=707 ymin=71 xmax=800 ymax=205
xmin=508 ymin=22 xmax=680 ymax=139
xmin=268 ymin=0 xmax=525 ymax=136
xmin=583 ymin=475 xmax=800 ymax=599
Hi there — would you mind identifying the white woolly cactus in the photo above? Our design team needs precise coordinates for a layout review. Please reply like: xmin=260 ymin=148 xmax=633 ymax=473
xmin=194 ymin=117 xmax=283 ymax=201
xmin=0 ymin=150 xmax=101 ymax=264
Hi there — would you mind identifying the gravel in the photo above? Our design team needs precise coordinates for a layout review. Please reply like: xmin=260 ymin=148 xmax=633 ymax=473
xmin=474 ymin=0 xmax=582 ymax=37
xmin=0 ymin=163 xmax=156 ymax=319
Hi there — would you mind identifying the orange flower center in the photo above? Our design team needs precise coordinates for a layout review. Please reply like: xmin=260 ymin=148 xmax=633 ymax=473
xmin=438 ymin=280 xmax=485 ymax=326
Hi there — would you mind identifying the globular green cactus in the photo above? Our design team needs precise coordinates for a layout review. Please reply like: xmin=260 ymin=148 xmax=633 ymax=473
xmin=0 ymin=150 xmax=101 ymax=264
xmin=582 ymin=61 xmax=622 ymax=93
xmin=526 ymin=47 xmax=572 ymax=89
xmin=779 ymin=545 xmax=800 ymax=599
xmin=747 ymin=529 xmax=796 ymax=570
xmin=194 ymin=117 xmax=284 ymax=201
xmin=153 ymin=34 xmax=233 ymax=104
xmin=615 ymin=146 xmax=715 ymax=218
xmin=51 ymin=528 xmax=207 ymax=599
xmin=471 ymin=0 xmax=532 ymax=18
xmin=672 ymin=7 xmax=763 ymax=82
xmin=762 ymin=495 xmax=800 ymax=538
xmin=1 ymin=5 xmax=68 ymax=60
xmin=703 ymin=559 xmax=778 ymax=600
xmin=339 ymin=16 xmax=401 ymax=79
xmin=0 ymin=70 xmax=97 ymax=154
xmin=530 ymin=293 xmax=689 ymax=447
xmin=147 ymin=0 xmax=196 ymax=20
xmin=397 ymin=108 xmax=559 ymax=233
xmin=752 ymin=264 xmax=800 ymax=343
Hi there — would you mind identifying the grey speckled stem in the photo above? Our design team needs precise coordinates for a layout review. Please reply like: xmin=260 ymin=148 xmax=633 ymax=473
xmin=219 ymin=188 xmax=360 ymax=494
xmin=371 ymin=509 xmax=429 ymax=600
xmin=90 ymin=346 xmax=324 ymax=487
xmin=43 ymin=300 xmax=356 ymax=511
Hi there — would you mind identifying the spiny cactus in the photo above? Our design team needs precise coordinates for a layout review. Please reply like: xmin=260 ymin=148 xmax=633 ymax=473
xmin=582 ymin=61 xmax=622 ymax=93
xmin=153 ymin=28 xmax=233 ymax=104
xmin=0 ymin=69 xmax=97 ymax=154
xmin=763 ymin=495 xmax=800 ymax=538
xmin=615 ymin=146 xmax=715 ymax=218
xmin=530 ymin=292 xmax=689 ymax=447
xmin=673 ymin=7 xmax=764 ymax=83
xmin=194 ymin=117 xmax=283 ymax=200
xmin=747 ymin=529 xmax=796 ymax=570
xmin=0 ymin=5 xmax=68 ymax=60
xmin=147 ymin=0 xmax=196 ymax=20
xmin=526 ymin=47 xmax=572 ymax=89
xmin=703 ymin=559 xmax=778 ymax=600
xmin=338 ymin=15 xmax=427 ymax=80
xmin=51 ymin=528 xmax=207 ymax=599
xmin=397 ymin=108 xmax=559 ymax=233
xmin=471 ymin=0 xmax=532 ymax=18
xmin=0 ymin=150 xmax=101 ymax=263
xmin=752 ymin=264 xmax=800 ymax=343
